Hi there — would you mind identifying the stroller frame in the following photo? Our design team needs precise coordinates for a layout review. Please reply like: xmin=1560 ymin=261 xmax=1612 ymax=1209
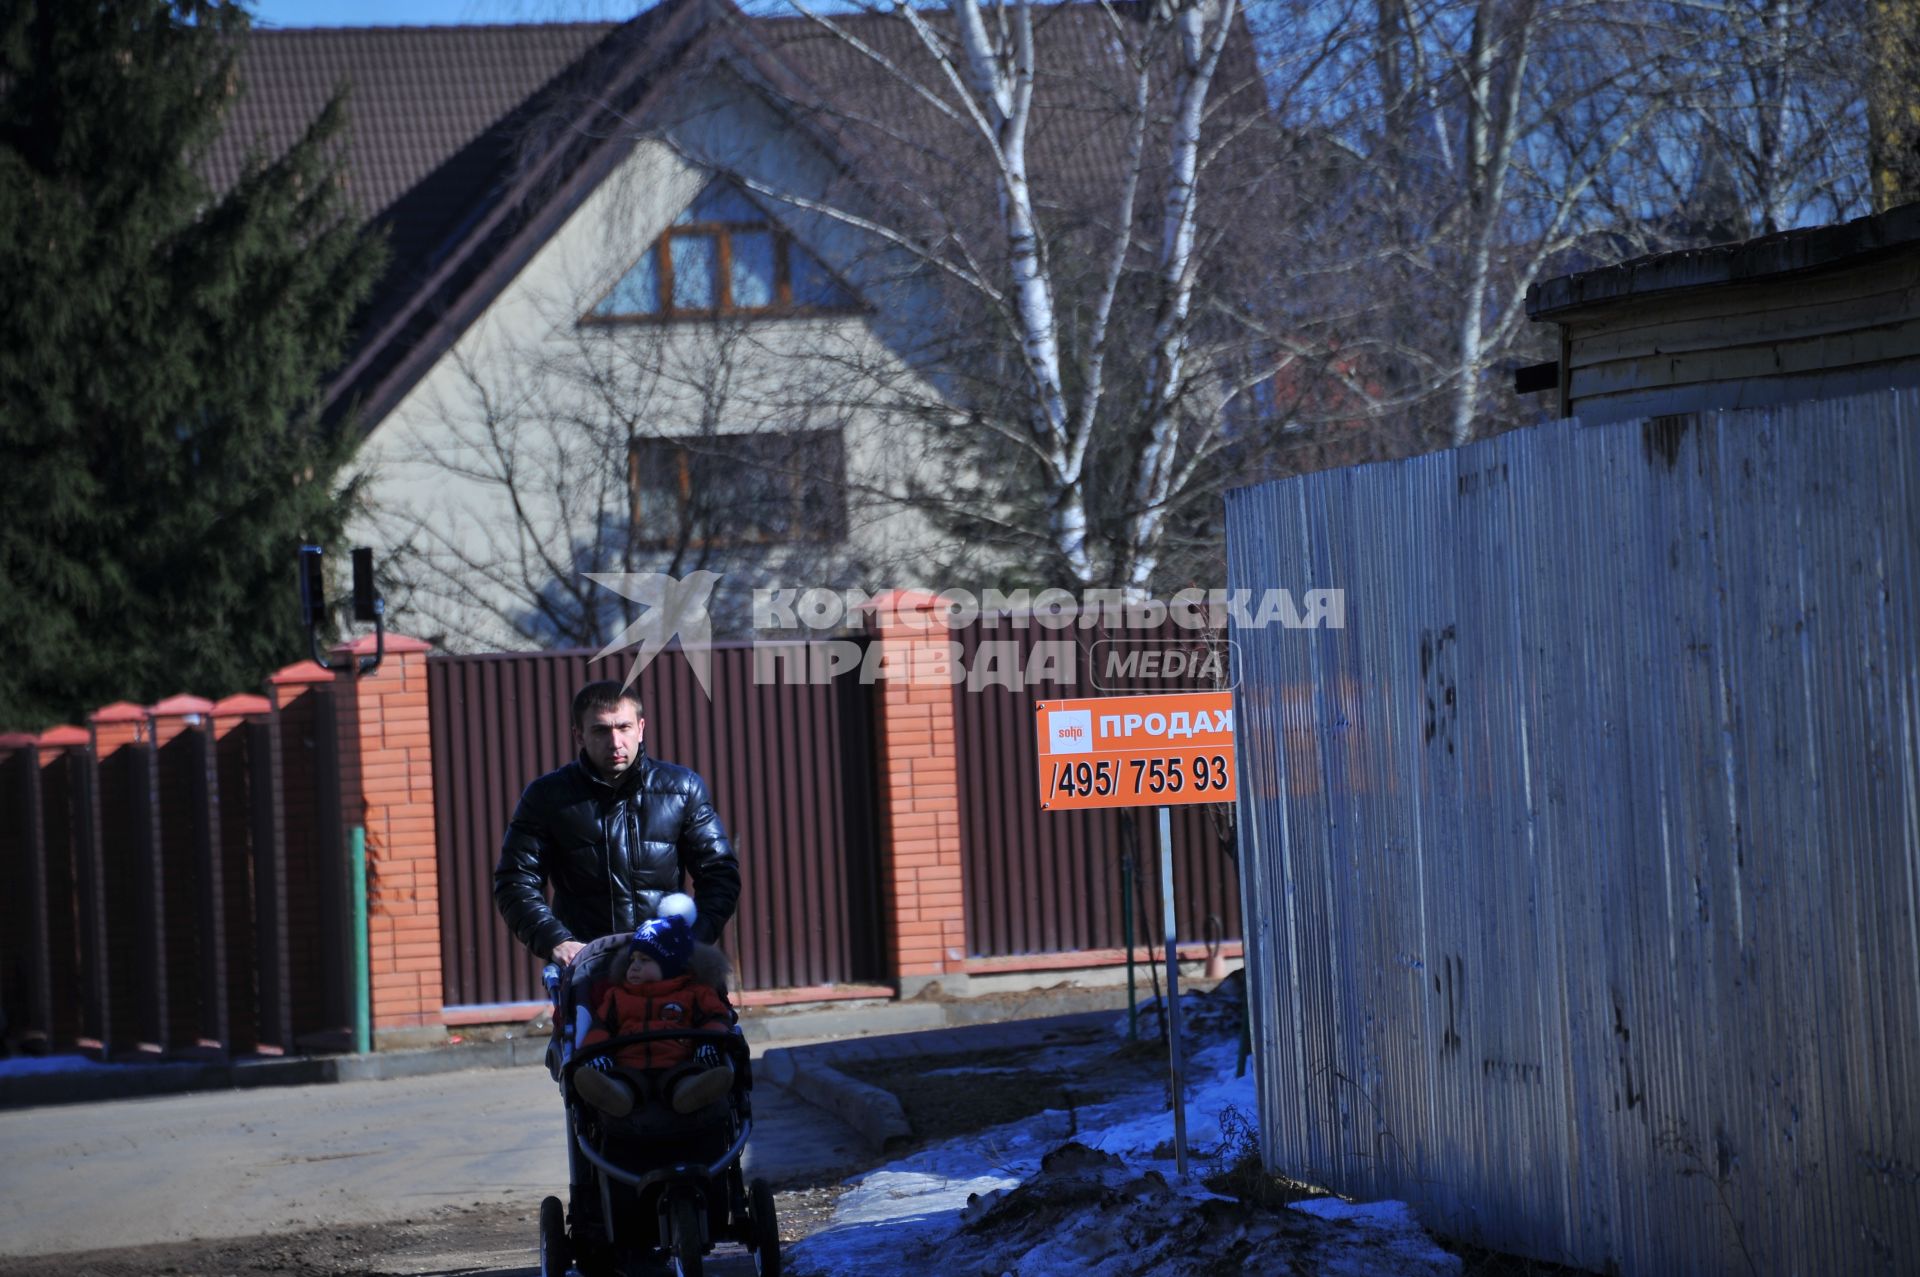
xmin=539 ymin=939 xmax=781 ymax=1277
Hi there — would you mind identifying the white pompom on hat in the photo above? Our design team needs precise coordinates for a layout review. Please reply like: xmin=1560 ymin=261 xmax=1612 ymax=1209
xmin=656 ymin=892 xmax=698 ymax=925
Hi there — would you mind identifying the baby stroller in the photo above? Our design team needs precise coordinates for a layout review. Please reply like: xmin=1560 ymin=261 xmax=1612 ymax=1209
xmin=538 ymin=932 xmax=781 ymax=1277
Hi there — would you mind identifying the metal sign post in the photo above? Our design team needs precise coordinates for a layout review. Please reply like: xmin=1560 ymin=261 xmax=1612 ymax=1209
xmin=1033 ymin=692 xmax=1234 ymax=1179
xmin=1158 ymin=804 xmax=1188 ymax=1177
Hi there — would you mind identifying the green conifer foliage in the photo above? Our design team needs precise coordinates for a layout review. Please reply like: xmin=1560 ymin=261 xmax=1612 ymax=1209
xmin=0 ymin=0 xmax=384 ymax=729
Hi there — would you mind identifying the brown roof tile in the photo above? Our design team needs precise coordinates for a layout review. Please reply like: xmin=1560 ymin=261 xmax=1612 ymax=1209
xmin=211 ymin=22 xmax=617 ymax=222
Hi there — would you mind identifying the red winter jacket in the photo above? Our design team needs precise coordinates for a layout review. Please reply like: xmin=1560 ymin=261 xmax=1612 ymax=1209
xmin=581 ymin=974 xmax=732 ymax=1070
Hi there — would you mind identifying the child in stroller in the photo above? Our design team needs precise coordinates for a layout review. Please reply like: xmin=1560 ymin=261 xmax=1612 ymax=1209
xmin=539 ymin=895 xmax=780 ymax=1277
xmin=574 ymin=912 xmax=736 ymax=1119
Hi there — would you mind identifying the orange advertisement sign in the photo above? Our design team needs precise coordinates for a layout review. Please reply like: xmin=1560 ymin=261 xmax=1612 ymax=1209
xmin=1034 ymin=691 xmax=1236 ymax=811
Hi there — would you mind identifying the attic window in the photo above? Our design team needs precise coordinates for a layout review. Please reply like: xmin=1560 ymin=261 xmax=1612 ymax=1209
xmin=589 ymin=182 xmax=857 ymax=321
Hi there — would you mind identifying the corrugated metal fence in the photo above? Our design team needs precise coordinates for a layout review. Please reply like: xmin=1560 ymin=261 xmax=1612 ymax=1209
xmin=1225 ymin=390 xmax=1920 ymax=1275
xmin=429 ymin=643 xmax=885 ymax=1005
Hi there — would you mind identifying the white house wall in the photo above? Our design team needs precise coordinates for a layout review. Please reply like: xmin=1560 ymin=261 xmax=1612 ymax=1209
xmin=349 ymin=68 xmax=964 ymax=651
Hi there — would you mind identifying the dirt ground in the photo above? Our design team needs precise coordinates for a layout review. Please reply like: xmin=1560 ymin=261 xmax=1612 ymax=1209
xmin=0 ymin=1185 xmax=853 ymax=1277
xmin=0 ymin=1032 xmax=1140 ymax=1277
xmin=0 ymin=1025 xmax=1592 ymax=1277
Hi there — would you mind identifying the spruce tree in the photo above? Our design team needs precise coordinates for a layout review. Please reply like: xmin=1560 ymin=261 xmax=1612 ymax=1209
xmin=0 ymin=0 xmax=384 ymax=729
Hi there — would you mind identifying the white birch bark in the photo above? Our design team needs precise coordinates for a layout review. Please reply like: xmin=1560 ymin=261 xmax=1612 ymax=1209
xmin=1123 ymin=0 xmax=1237 ymax=592
xmin=775 ymin=0 xmax=1250 ymax=587
xmin=918 ymin=0 xmax=1096 ymax=581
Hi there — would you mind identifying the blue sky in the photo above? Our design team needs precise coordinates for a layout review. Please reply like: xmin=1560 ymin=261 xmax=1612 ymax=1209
xmin=248 ymin=0 xmax=639 ymax=26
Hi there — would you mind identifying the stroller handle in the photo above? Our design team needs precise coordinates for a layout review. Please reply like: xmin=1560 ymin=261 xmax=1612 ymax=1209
xmin=542 ymin=963 xmax=561 ymax=999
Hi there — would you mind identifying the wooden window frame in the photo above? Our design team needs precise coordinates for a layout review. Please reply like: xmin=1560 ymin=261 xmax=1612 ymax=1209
xmin=586 ymin=211 xmax=860 ymax=325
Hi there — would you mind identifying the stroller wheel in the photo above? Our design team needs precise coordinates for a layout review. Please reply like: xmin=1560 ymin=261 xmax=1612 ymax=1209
xmin=538 ymin=1195 xmax=568 ymax=1277
xmin=747 ymin=1178 xmax=781 ymax=1277
xmin=667 ymin=1190 xmax=705 ymax=1277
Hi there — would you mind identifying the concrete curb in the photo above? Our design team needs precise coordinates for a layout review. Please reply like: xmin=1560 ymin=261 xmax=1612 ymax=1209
xmin=757 ymin=1006 xmax=1131 ymax=1152
xmin=0 ymin=1036 xmax=556 ymax=1109
xmin=758 ymin=1048 xmax=913 ymax=1151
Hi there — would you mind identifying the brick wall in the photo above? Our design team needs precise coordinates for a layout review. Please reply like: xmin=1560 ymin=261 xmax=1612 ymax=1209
xmin=867 ymin=591 xmax=968 ymax=995
xmin=329 ymin=635 xmax=441 ymax=1038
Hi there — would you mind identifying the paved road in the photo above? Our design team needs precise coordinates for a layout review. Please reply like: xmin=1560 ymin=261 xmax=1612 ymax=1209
xmin=0 ymin=1062 xmax=869 ymax=1263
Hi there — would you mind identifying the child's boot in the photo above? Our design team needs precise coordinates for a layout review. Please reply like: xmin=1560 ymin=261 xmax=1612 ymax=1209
xmin=574 ymin=1059 xmax=636 ymax=1117
xmin=670 ymin=1063 xmax=735 ymax=1114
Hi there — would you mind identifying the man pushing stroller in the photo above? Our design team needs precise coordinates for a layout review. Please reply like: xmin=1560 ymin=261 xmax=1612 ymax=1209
xmin=494 ymin=680 xmax=749 ymax=1274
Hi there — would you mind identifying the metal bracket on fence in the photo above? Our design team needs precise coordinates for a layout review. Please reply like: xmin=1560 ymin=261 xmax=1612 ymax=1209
xmin=299 ymin=545 xmax=386 ymax=675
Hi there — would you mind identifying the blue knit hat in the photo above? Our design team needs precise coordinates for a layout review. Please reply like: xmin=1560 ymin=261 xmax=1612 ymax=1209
xmin=630 ymin=913 xmax=693 ymax=978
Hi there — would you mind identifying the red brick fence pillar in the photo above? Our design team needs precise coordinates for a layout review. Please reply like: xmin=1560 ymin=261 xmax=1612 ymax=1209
xmin=328 ymin=634 xmax=443 ymax=1047
xmin=866 ymin=591 xmax=968 ymax=997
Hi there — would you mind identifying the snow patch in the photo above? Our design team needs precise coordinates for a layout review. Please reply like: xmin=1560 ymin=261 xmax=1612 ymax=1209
xmin=788 ymin=982 xmax=1462 ymax=1276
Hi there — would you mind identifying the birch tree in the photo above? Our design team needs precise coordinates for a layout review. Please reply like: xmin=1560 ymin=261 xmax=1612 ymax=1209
xmin=713 ymin=0 xmax=1311 ymax=594
xmin=1277 ymin=0 xmax=1871 ymax=446
xmin=467 ymin=0 xmax=1870 ymax=611
xmin=1351 ymin=0 xmax=1685 ymax=444
xmin=1664 ymin=0 xmax=1868 ymax=234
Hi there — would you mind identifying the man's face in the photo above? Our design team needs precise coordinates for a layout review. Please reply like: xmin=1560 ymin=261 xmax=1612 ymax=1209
xmin=576 ymin=700 xmax=645 ymax=779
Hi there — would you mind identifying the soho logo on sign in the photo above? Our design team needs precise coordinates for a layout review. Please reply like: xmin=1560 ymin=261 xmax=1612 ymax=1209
xmin=1047 ymin=709 xmax=1094 ymax=754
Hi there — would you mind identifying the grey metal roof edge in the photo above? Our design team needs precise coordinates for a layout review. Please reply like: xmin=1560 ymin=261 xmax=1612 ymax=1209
xmin=1526 ymin=201 xmax=1920 ymax=321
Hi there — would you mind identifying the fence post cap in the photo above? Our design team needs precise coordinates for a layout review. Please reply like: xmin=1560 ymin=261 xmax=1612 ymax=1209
xmin=331 ymin=632 xmax=432 ymax=657
xmin=34 ymin=725 xmax=89 ymax=747
xmin=267 ymin=659 xmax=335 ymax=686
xmin=149 ymin=694 xmax=216 ymax=717
xmin=862 ymin=589 xmax=953 ymax=633
xmin=210 ymin=694 xmax=273 ymax=717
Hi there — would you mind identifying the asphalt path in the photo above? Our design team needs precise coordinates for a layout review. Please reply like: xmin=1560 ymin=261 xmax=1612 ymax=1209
xmin=0 ymin=1062 xmax=871 ymax=1266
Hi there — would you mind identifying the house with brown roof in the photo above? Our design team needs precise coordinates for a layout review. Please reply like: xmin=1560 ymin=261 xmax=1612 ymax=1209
xmin=221 ymin=0 xmax=1266 ymax=648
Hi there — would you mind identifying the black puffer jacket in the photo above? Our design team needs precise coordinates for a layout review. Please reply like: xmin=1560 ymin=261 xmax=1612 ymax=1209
xmin=494 ymin=751 xmax=740 ymax=959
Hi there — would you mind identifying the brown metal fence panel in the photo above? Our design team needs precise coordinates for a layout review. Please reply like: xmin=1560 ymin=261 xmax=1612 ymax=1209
xmin=0 ymin=748 xmax=59 ymax=1049
xmin=275 ymin=684 xmax=350 ymax=1047
xmin=0 ymin=701 xmax=346 ymax=1061
xmin=215 ymin=724 xmax=260 ymax=1053
xmin=429 ymin=643 xmax=882 ymax=1007
xmin=951 ymin=619 xmax=1242 ymax=960
xmin=153 ymin=723 xmax=228 ymax=1054
xmin=245 ymin=715 xmax=293 ymax=1054
xmin=69 ymin=748 xmax=110 ymax=1050
xmin=94 ymin=741 xmax=163 ymax=1051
